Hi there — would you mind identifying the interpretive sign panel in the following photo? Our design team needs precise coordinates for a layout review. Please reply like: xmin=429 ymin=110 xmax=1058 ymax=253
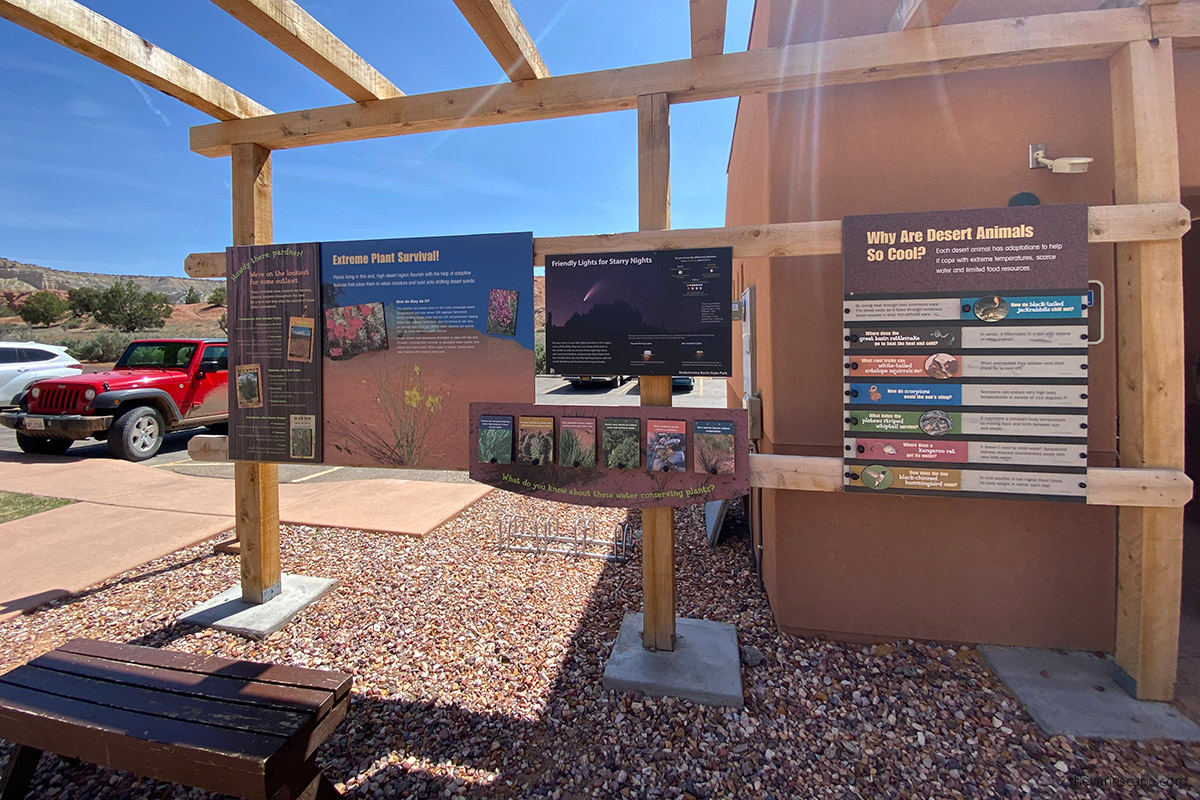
xmin=321 ymin=233 xmax=534 ymax=469
xmin=470 ymin=403 xmax=749 ymax=508
xmin=545 ymin=248 xmax=732 ymax=377
xmin=227 ymin=232 xmax=535 ymax=468
xmin=842 ymin=204 xmax=1089 ymax=501
xmin=227 ymin=243 xmax=323 ymax=463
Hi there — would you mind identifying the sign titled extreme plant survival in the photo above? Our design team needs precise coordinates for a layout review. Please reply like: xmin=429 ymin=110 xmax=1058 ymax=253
xmin=842 ymin=205 xmax=1089 ymax=502
xmin=227 ymin=233 xmax=534 ymax=468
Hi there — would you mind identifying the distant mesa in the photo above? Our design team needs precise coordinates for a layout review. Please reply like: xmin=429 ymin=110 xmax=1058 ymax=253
xmin=0 ymin=256 xmax=219 ymax=304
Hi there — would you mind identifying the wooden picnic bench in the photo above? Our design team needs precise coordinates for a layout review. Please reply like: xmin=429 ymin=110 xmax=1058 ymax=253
xmin=0 ymin=639 xmax=351 ymax=800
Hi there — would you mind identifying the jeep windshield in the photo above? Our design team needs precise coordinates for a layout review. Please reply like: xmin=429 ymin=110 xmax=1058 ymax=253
xmin=114 ymin=342 xmax=198 ymax=370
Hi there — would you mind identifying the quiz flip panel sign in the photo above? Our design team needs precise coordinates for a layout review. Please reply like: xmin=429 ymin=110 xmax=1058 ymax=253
xmin=842 ymin=204 xmax=1089 ymax=502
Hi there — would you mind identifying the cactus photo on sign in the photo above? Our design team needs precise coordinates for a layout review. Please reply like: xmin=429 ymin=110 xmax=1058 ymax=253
xmin=517 ymin=416 xmax=555 ymax=465
xmin=324 ymin=302 xmax=388 ymax=360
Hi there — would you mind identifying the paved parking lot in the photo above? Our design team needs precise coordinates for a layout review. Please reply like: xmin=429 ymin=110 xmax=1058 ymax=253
xmin=0 ymin=376 xmax=725 ymax=484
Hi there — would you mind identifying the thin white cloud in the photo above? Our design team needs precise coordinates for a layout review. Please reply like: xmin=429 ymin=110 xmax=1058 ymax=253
xmin=129 ymin=78 xmax=171 ymax=128
xmin=65 ymin=98 xmax=107 ymax=119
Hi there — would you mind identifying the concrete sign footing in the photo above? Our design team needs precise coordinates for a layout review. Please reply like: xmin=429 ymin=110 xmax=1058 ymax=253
xmin=602 ymin=612 xmax=744 ymax=708
xmin=179 ymin=573 xmax=339 ymax=640
xmin=980 ymin=646 xmax=1200 ymax=741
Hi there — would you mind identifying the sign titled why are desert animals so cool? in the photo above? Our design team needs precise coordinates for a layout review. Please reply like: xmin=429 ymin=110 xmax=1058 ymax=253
xmin=842 ymin=204 xmax=1089 ymax=502
xmin=227 ymin=232 xmax=535 ymax=468
xmin=545 ymin=247 xmax=733 ymax=378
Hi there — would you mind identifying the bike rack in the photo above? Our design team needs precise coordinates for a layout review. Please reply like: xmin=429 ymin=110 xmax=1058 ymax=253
xmin=497 ymin=513 xmax=634 ymax=562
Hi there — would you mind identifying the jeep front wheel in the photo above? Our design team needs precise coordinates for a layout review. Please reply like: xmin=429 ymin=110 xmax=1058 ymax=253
xmin=108 ymin=406 xmax=164 ymax=462
xmin=15 ymin=433 xmax=72 ymax=456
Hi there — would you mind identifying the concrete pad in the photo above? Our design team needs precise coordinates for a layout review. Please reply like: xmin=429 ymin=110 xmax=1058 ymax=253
xmin=0 ymin=458 xmax=234 ymax=517
xmin=0 ymin=503 xmax=233 ymax=622
xmin=178 ymin=574 xmax=339 ymax=639
xmin=602 ymin=612 xmax=744 ymax=708
xmin=278 ymin=480 xmax=492 ymax=536
xmin=980 ymin=646 xmax=1200 ymax=741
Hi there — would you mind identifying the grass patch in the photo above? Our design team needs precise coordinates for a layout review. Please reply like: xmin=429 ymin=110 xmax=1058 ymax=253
xmin=0 ymin=491 xmax=74 ymax=525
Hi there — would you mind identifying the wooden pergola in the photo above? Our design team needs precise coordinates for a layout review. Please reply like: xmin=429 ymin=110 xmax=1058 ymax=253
xmin=3 ymin=0 xmax=1195 ymax=700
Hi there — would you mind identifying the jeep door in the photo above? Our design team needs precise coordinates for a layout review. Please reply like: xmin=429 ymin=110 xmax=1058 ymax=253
xmin=182 ymin=343 xmax=229 ymax=419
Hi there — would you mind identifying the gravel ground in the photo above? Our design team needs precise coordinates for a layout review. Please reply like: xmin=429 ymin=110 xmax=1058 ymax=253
xmin=2 ymin=495 xmax=1200 ymax=799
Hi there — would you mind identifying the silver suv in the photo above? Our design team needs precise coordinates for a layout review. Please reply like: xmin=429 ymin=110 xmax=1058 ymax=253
xmin=0 ymin=342 xmax=83 ymax=407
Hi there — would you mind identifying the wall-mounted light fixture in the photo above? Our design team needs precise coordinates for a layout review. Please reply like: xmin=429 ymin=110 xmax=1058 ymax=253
xmin=1029 ymin=143 xmax=1093 ymax=174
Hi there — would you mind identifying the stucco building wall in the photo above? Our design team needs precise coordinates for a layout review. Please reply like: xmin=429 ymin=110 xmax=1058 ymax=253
xmin=726 ymin=0 xmax=1200 ymax=648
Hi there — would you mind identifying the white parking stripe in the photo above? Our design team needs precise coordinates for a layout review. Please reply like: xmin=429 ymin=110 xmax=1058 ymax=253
xmin=292 ymin=466 xmax=342 ymax=483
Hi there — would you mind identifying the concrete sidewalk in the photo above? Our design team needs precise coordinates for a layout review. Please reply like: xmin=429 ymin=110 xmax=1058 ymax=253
xmin=0 ymin=456 xmax=492 ymax=621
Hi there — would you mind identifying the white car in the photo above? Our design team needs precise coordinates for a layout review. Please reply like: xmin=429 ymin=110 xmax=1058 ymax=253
xmin=0 ymin=342 xmax=83 ymax=407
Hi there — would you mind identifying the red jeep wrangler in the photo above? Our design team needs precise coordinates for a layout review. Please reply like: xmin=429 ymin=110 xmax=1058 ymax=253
xmin=0 ymin=338 xmax=229 ymax=462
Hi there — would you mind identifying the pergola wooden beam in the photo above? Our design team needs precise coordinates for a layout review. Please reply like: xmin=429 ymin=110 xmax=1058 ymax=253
xmin=183 ymin=201 xmax=1190 ymax=276
xmin=689 ymin=0 xmax=727 ymax=57
xmin=1150 ymin=1 xmax=1200 ymax=47
xmin=1111 ymin=37 xmax=1185 ymax=702
xmin=191 ymin=7 xmax=1152 ymax=156
xmin=209 ymin=0 xmax=402 ymax=101
xmin=888 ymin=0 xmax=959 ymax=31
xmin=0 ymin=0 xmax=270 ymax=120
xmin=451 ymin=0 xmax=548 ymax=81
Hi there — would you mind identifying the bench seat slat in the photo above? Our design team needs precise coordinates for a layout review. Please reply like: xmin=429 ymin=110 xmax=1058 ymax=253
xmin=27 ymin=651 xmax=334 ymax=717
xmin=59 ymin=639 xmax=351 ymax=698
xmin=0 ymin=683 xmax=285 ymax=799
xmin=3 ymin=665 xmax=314 ymax=740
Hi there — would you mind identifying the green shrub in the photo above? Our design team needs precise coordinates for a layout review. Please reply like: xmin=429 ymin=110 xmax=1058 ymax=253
xmin=18 ymin=291 xmax=68 ymax=327
xmin=94 ymin=280 xmax=173 ymax=332
xmin=71 ymin=330 xmax=135 ymax=362
xmin=207 ymin=286 xmax=226 ymax=306
xmin=183 ymin=286 xmax=201 ymax=304
xmin=68 ymin=287 xmax=102 ymax=318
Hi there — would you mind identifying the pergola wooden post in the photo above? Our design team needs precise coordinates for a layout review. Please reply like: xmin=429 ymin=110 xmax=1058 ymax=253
xmin=231 ymin=142 xmax=282 ymax=605
xmin=638 ymin=92 xmax=676 ymax=652
xmin=1110 ymin=37 xmax=1185 ymax=701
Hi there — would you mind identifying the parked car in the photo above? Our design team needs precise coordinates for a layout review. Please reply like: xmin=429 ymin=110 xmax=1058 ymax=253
xmin=0 ymin=338 xmax=228 ymax=461
xmin=0 ymin=342 xmax=83 ymax=407
xmin=563 ymin=375 xmax=631 ymax=388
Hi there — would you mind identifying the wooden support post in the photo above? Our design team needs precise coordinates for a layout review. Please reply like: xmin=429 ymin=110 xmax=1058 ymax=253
xmin=638 ymin=93 xmax=676 ymax=652
xmin=231 ymin=142 xmax=282 ymax=604
xmin=1110 ymin=39 xmax=1185 ymax=701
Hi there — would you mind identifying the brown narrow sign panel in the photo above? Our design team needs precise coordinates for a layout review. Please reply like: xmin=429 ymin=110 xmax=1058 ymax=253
xmin=226 ymin=243 xmax=323 ymax=464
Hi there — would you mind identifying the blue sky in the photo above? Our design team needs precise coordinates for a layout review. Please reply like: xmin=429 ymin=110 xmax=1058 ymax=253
xmin=0 ymin=1 xmax=753 ymax=278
